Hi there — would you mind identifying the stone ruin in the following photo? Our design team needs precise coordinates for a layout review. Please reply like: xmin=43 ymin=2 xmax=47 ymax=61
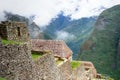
xmin=0 ymin=21 xmax=100 ymax=80
xmin=0 ymin=21 xmax=29 ymax=42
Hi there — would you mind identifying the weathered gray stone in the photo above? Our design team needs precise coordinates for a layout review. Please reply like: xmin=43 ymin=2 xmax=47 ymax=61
xmin=34 ymin=53 xmax=65 ymax=80
xmin=0 ymin=43 xmax=36 ymax=80
xmin=58 ymin=60 xmax=72 ymax=80
xmin=0 ymin=21 xmax=29 ymax=42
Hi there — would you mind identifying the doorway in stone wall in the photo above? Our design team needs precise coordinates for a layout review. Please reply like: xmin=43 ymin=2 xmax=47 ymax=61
xmin=17 ymin=27 xmax=21 ymax=37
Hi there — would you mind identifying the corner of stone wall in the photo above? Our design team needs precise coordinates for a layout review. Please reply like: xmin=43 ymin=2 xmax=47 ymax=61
xmin=34 ymin=53 xmax=65 ymax=80
xmin=72 ymin=63 xmax=86 ymax=80
xmin=72 ymin=61 xmax=97 ymax=80
xmin=58 ymin=60 xmax=73 ymax=80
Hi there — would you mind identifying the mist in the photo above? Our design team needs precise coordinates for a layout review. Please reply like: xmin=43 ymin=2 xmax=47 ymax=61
xmin=55 ymin=30 xmax=76 ymax=42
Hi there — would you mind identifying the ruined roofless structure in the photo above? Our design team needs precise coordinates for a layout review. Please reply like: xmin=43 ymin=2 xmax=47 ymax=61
xmin=0 ymin=21 xmax=29 ymax=42
xmin=31 ymin=39 xmax=73 ymax=59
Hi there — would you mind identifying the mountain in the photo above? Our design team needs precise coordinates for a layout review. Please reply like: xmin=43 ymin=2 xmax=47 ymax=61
xmin=4 ymin=12 xmax=43 ymax=39
xmin=76 ymin=5 xmax=120 ymax=79
xmin=44 ymin=14 xmax=97 ymax=57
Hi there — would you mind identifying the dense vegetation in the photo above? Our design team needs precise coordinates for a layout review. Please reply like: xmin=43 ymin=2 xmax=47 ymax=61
xmin=77 ymin=5 xmax=120 ymax=79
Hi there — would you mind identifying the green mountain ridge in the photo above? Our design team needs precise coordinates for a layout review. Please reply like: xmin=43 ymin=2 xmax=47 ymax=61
xmin=76 ymin=5 xmax=120 ymax=79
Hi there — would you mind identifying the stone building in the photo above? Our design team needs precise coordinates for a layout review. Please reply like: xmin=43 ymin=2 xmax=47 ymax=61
xmin=31 ymin=39 xmax=73 ymax=59
xmin=0 ymin=21 xmax=29 ymax=42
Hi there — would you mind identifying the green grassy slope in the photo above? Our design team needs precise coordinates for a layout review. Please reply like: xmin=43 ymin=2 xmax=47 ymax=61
xmin=76 ymin=5 xmax=120 ymax=79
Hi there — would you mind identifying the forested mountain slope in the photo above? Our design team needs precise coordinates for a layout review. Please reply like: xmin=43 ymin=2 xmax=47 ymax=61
xmin=77 ymin=5 xmax=120 ymax=79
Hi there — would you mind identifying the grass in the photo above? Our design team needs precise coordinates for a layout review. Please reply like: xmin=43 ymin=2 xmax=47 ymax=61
xmin=71 ymin=61 xmax=81 ymax=69
xmin=56 ymin=59 xmax=64 ymax=65
xmin=32 ymin=54 xmax=42 ymax=60
xmin=2 ymin=39 xmax=22 ymax=45
xmin=32 ymin=51 xmax=46 ymax=60
xmin=0 ymin=77 xmax=6 ymax=80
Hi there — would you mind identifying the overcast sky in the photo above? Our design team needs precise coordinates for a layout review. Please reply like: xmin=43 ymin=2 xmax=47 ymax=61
xmin=0 ymin=0 xmax=120 ymax=26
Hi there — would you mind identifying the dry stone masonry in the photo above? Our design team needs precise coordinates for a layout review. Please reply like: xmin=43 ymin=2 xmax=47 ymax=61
xmin=34 ymin=53 xmax=65 ymax=80
xmin=58 ymin=60 xmax=72 ymax=80
xmin=0 ymin=21 xmax=29 ymax=42
xmin=0 ymin=43 xmax=35 ymax=80
xmin=31 ymin=39 xmax=73 ymax=59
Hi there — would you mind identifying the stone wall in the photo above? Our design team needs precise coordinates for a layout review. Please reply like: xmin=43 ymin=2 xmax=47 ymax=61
xmin=58 ymin=60 xmax=72 ymax=80
xmin=81 ymin=61 xmax=97 ymax=78
xmin=31 ymin=39 xmax=72 ymax=58
xmin=0 ymin=43 xmax=35 ymax=80
xmin=72 ymin=63 xmax=85 ymax=80
xmin=34 ymin=53 xmax=65 ymax=80
xmin=0 ymin=21 xmax=29 ymax=42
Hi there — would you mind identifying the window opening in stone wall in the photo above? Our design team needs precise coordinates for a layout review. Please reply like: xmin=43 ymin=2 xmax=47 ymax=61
xmin=0 ymin=27 xmax=2 ymax=36
xmin=17 ymin=27 xmax=21 ymax=37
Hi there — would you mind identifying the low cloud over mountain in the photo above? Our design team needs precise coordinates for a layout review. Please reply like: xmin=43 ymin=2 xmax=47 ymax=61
xmin=0 ymin=0 xmax=120 ymax=26
xmin=55 ymin=30 xmax=76 ymax=41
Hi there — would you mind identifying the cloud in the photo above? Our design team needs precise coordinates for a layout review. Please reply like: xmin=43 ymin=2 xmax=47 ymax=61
xmin=62 ymin=0 xmax=120 ymax=19
xmin=0 ymin=0 xmax=60 ymax=26
xmin=0 ymin=0 xmax=120 ymax=26
xmin=55 ymin=30 xmax=76 ymax=41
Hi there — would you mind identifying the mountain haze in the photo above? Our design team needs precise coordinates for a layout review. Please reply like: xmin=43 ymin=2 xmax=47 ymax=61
xmin=44 ymin=14 xmax=97 ymax=57
xmin=77 ymin=5 xmax=120 ymax=79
